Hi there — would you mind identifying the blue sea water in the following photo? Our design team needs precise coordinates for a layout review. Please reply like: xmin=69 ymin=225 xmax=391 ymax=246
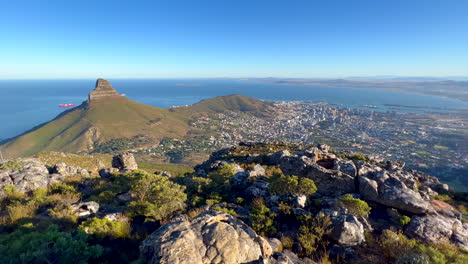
xmin=1 ymin=79 xmax=468 ymax=140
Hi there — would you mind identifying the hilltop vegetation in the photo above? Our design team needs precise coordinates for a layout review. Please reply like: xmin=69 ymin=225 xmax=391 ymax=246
xmin=0 ymin=143 xmax=467 ymax=263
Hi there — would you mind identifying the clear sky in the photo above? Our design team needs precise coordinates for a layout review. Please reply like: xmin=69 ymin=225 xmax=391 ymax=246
xmin=0 ymin=0 xmax=467 ymax=79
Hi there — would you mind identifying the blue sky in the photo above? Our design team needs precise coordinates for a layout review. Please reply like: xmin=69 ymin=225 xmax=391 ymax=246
xmin=0 ymin=0 xmax=467 ymax=79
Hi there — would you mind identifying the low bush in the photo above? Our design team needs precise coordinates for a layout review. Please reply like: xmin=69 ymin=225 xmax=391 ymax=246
xmin=250 ymin=198 xmax=276 ymax=236
xmin=127 ymin=170 xmax=187 ymax=221
xmin=298 ymin=213 xmax=332 ymax=257
xmin=339 ymin=194 xmax=371 ymax=217
xmin=0 ymin=224 xmax=103 ymax=264
xmin=269 ymin=174 xmax=317 ymax=196
xmin=79 ymin=217 xmax=131 ymax=239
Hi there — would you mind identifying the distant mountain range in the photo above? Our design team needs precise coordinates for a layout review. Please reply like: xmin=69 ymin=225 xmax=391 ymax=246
xmin=254 ymin=78 xmax=468 ymax=102
xmin=0 ymin=79 xmax=273 ymax=158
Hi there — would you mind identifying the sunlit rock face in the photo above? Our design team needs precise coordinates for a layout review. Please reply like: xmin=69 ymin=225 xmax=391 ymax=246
xmin=88 ymin=78 xmax=120 ymax=101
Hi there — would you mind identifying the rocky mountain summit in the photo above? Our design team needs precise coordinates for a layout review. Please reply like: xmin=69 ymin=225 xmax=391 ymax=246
xmin=88 ymin=78 xmax=121 ymax=102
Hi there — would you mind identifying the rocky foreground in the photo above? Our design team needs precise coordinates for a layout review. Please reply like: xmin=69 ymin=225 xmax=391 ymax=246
xmin=0 ymin=144 xmax=467 ymax=263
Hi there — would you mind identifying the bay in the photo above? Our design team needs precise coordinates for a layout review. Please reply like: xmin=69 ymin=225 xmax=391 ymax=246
xmin=1 ymin=79 xmax=467 ymax=140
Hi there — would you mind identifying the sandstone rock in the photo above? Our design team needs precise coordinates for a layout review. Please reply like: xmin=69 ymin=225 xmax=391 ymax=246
xmin=48 ymin=173 xmax=66 ymax=185
xmin=112 ymin=152 xmax=138 ymax=170
xmin=293 ymin=195 xmax=307 ymax=208
xmin=245 ymin=179 xmax=269 ymax=198
xmin=303 ymin=164 xmax=356 ymax=196
xmin=322 ymin=209 xmax=365 ymax=246
xmin=406 ymin=213 xmax=468 ymax=250
xmin=270 ymin=150 xmax=293 ymax=164
xmin=333 ymin=159 xmax=357 ymax=177
xmin=104 ymin=212 xmax=126 ymax=221
xmin=72 ymin=201 xmax=99 ymax=218
xmin=359 ymin=175 xmax=432 ymax=214
xmin=268 ymin=238 xmax=283 ymax=252
xmin=318 ymin=143 xmax=331 ymax=152
xmin=386 ymin=160 xmax=405 ymax=171
xmin=378 ymin=177 xmax=432 ymax=214
xmin=53 ymin=162 xmax=89 ymax=177
xmin=88 ymin=78 xmax=120 ymax=101
xmin=231 ymin=171 xmax=249 ymax=187
xmin=99 ymin=167 xmax=120 ymax=178
xmin=250 ymin=164 xmax=266 ymax=177
xmin=140 ymin=210 xmax=272 ymax=264
xmin=7 ymin=159 xmax=50 ymax=194
xmin=358 ymin=176 xmax=379 ymax=201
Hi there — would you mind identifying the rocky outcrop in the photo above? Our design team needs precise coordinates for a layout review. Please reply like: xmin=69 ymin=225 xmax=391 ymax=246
xmin=53 ymin=162 xmax=89 ymax=177
xmin=277 ymin=151 xmax=356 ymax=196
xmin=406 ymin=213 xmax=468 ymax=250
xmin=0 ymin=159 xmax=50 ymax=197
xmin=111 ymin=152 xmax=138 ymax=170
xmin=322 ymin=209 xmax=365 ymax=246
xmin=0 ymin=159 xmax=94 ymax=198
xmin=88 ymin=78 xmax=120 ymax=102
xmin=358 ymin=166 xmax=433 ymax=214
xmin=140 ymin=210 xmax=272 ymax=264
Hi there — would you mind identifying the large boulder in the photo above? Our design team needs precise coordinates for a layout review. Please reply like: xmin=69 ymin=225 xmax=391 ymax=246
xmin=112 ymin=152 xmax=138 ymax=170
xmin=322 ymin=209 xmax=365 ymax=246
xmin=0 ymin=159 xmax=50 ymax=197
xmin=278 ymin=155 xmax=356 ymax=196
xmin=303 ymin=164 xmax=356 ymax=196
xmin=140 ymin=210 xmax=272 ymax=264
xmin=360 ymin=176 xmax=432 ymax=214
xmin=406 ymin=213 xmax=468 ymax=250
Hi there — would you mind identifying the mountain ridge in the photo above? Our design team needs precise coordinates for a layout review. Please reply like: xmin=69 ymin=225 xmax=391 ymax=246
xmin=0 ymin=79 xmax=273 ymax=158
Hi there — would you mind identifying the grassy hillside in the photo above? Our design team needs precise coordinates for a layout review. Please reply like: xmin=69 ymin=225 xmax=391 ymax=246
xmin=181 ymin=94 xmax=274 ymax=117
xmin=0 ymin=94 xmax=274 ymax=159
xmin=0 ymin=96 xmax=190 ymax=158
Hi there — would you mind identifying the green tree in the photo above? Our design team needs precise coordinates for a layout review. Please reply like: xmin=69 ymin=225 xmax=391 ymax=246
xmin=127 ymin=170 xmax=187 ymax=221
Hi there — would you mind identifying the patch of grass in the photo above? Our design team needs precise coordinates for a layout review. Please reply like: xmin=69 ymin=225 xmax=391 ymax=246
xmin=0 ymin=160 xmax=23 ymax=171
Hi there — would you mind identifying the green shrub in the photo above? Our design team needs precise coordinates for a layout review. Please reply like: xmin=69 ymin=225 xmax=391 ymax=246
xmin=0 ymin=160 xmax=23 ymax=172
xmin=280 ymin=235 xmax=294 ymax=251
xmin=339 ymin=194 xmax=371 ymax=217
xmin=298 ymin=213 xmax=332 ymax=257
xmin=250 ymin=199 xmax=276 ymax=236
xmin=79 ymin=217 xmax=131 ymax=239
xmin=206 ymin=193 xmax=222 ymax=206
xmin=350 ymin=153 xmax=368 ymax=162
xmin=49 ymin=182 xmax=78 ymax=196
xmin=0 ymin=224 xmax=103 ymax=264
xmin=269 ymin=174 xmax=317 ymax=196
xmin=212 ymin=206 xmax=238 ymax=216
xmin=6 ymin=201 xmax=38 ymax=223
xmin=127 ymin=170 xmax=187 ymax=221
xmin=399 ymin=215 xmax=411 ymax=226
xmin=378 ymin=229 xmax=468 ymax=264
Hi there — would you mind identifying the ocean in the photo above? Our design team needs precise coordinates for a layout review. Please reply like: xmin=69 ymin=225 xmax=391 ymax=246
xmin=1 ymin=79 xmax=468 ymax=140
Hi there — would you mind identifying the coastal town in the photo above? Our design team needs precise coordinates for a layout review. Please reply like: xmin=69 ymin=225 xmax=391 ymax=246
xmin=130 ymin=101 xmax=468 ymax=190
